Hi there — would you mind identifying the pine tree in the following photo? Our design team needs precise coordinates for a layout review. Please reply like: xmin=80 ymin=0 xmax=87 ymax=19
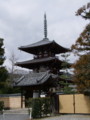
xmin=72 ymin=2 xmax=90 ymax=93
xmin=59 ymin=53 xmax=74 ymax=94
xmin=0 ymin=38 xmax=8 ymax=93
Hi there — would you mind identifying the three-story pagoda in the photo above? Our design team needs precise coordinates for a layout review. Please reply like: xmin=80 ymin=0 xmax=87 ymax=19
xmin=14 ymin=14 xmax=69 ymax=101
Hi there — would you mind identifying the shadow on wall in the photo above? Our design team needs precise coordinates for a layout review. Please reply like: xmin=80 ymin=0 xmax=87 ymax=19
xmin=85 ymin=95 xmax=90 ymax=113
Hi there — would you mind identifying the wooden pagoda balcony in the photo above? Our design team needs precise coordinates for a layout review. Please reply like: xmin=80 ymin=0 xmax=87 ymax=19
xmin=33 ymin=52 xmax=56 ymax=59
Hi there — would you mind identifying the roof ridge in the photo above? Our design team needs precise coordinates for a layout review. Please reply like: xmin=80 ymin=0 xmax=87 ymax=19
xmin=36 ymin=72 xmax=49 ymax=83
xmin=15 ymin=75 xmax=25 ymax=85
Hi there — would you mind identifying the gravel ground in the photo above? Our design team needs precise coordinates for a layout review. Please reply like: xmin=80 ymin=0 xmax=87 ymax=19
xmin=43 ymin=115 xmax=90 ymax=120
xmin=0 ymin=114 xmax=29 ymax=120
xmin=0 ymin=114 xmax=90 ymax=120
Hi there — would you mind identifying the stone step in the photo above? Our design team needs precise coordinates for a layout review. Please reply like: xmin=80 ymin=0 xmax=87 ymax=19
xmin=3 ymin=108 xmax=29 ymax=114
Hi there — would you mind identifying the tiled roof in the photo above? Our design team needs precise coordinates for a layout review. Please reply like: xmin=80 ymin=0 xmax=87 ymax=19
xmin=19 ymin=38 xmax=51 ymax=48
xmin=14 ymin=71 xmax=58 ymax=87
xmin=0 ymin=93 xmax=21 ymax=97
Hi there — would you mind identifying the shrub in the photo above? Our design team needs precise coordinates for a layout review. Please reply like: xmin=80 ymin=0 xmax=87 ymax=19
xmin=27 ymin=97 xmax=51 ymax=118
xmin=0 ymin=101 xmax=4 ymax=113
xmin=32 ymin=98 xmax=42 ymax=118
xmin=41 ymin=97 xmax=51 ymax=116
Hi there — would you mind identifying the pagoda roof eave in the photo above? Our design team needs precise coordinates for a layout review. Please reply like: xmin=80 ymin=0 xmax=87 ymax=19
xmin=19 ymin=38 xmax=51 ymax=49
xmin=19 ymin=39 xmax=70 ymax=55
xmin=52 ymin=40 xmax=70 ymax=53
xmin=16 ymin=57 xmax=62 ymax=69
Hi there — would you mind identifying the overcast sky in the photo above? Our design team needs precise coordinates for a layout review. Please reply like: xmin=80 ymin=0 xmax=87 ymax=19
xmin=0 ymin=0 xmax=89 ymax=70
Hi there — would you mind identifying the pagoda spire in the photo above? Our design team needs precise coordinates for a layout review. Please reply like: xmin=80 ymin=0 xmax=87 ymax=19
xmin=44 ymin=13 xmax=47 ymax=38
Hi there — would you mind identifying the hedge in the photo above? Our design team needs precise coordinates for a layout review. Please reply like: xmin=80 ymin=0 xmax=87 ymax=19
xmin=0 ymin=101 xmax=4 ymax=113
xmin=26 ymin=97 xmax=51 ymax=118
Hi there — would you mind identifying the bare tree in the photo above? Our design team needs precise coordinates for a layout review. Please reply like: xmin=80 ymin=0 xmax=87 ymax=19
xmin=7 ymin=52 xmax=19 ymax=85
xmin=9 ymin=51 xmax=18 ymax=74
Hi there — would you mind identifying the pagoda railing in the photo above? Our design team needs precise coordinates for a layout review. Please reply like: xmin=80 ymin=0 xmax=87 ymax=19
xmin=33 ymin=55 xmax=59 ymax=59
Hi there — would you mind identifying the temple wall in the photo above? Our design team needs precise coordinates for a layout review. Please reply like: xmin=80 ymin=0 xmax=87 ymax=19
xmin=0 ymin=94 xmax=24 ymax=109
xmin=9 ymin=96 xmax=21 ymax=109
xmin=0 ymin=97 xmax=10 ymax=108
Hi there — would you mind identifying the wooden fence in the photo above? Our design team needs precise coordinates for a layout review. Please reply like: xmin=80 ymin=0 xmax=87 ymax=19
xmin=59 ymin=94 xmax=90 ymax=114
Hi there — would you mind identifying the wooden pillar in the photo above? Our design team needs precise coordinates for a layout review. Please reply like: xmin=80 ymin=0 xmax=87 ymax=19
xmin=21 ymin=87 xmax=25 ymax=108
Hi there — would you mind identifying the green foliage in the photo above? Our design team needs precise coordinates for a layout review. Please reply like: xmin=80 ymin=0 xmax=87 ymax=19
xmin=0 ymin=67 xmax=8 ymax=82
xmin=84 ymin=89 xmax=90 ymax=96
xmin=60 ymin=74 xmax=71 ymax=80
xmin=0 ymin=38 xmax=9 ymax=94
xmin=72 ymin=2 xmax=90 ymax=54
xmin=32 ymin=98 xmax=42 ymax=118
xmin=0 ymin=38 xmax=5 ymax=65
xmin=61 ymin=53 xmax=71 ymax=70
xmin=0 ymin=38 xmax=20 ymax=94
xmin=71 ymin=24 xmax=90 ymax=53
xmin=0 ymin=101 xmax=4 ymax=112
xmin=27 ymin=97 xmax=51 ymax=118
xmin=73 ymin=54 xmax=90 ymax=93
xmin=42 ymin=98 xmax=51 ymax=115
xmin=76 ymin=2 xmax=90 ymax=19
xmin=59 ymin=53 xmax=74 ymax=94
xmin=71 ymin=2 xmax=90 ymax=93
xmin=60 ymin=81 xmax=75 ymax=94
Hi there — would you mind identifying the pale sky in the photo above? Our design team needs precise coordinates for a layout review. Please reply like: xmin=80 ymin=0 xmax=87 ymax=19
xmin=0 ymin=0 xmax=89 ymax=70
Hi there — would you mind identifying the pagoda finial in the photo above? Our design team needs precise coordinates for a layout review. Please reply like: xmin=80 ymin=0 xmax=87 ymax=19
xmin=44 ymin=13 xmax=47 ymax=38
